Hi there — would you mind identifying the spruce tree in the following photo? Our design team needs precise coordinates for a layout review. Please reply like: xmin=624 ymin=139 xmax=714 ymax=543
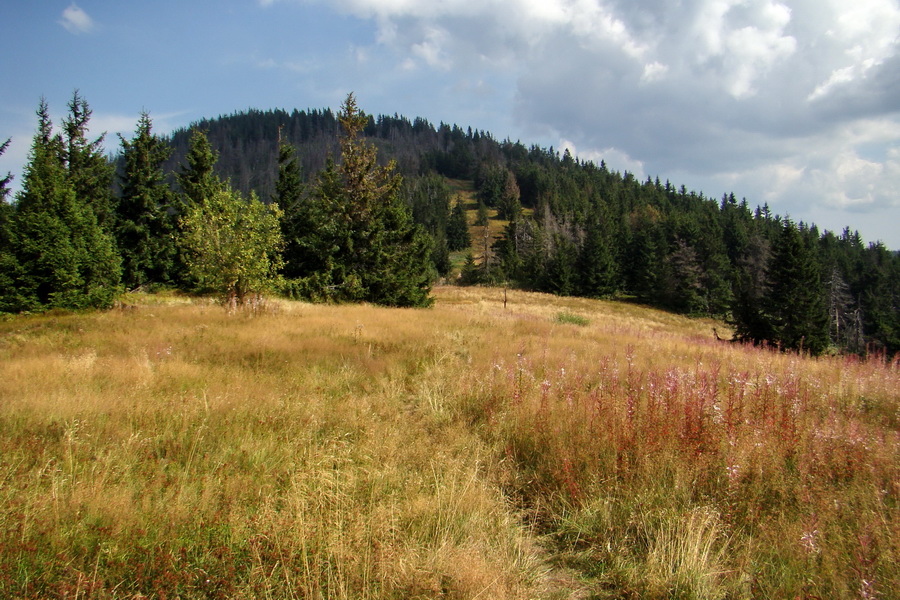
xmin=273 ymin=140 xmax=307 ymax=279
xmin=116 ymin=112 xmax=176 ymax=288
xmin=10 ymin=99 xmax=120 ymax=310
xmin=0 ymin=138 xmax=11 ymax=197
xmin=63 ymin=91 xmax=115 ymax=229
xmin=177 ymin=129 xmax=222 ymax=208
xmin=0 ymin=138 xmax=24 ymax=312
xmin=729 ymin=231 xmax=773 ymax=345
xmin=297 ymin=93 xmax=433 ymax=307
xmin=545 ymin=233 xmax=578 ymax=296
xmin=446 ymin=195 xmax=471 ymax=251
xmin=496 ymin=170 xmax=522 ymax=221
xmin=767 ymin=219 xmax=829 ymax=354
xmin=174 ymin=129 xmax=223 ymax=286
xmin=577 ymin=213 xmax=618 ymax=298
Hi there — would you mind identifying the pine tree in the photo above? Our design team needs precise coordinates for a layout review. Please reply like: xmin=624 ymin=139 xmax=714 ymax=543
xmin=767 ymin=219 xmax=829 ymax=354
xmin=116 ymin=111 xmax=177 ymax=289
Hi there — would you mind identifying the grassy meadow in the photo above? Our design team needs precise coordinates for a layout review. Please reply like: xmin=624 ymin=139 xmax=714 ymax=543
xmin=0 ymin=287 xmax=897 ymax=599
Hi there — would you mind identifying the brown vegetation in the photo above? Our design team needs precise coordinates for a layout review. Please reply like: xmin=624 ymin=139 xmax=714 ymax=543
xmin=1 ymin=287 xmax=897 ymax=598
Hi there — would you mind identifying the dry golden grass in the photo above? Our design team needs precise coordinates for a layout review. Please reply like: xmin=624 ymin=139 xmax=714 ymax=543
xmin=1 ymin=286 xmax=897 ymax=599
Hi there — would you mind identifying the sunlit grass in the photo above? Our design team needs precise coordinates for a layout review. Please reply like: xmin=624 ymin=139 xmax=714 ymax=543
xmin=1 ymin=286 xmax=897 ymax=598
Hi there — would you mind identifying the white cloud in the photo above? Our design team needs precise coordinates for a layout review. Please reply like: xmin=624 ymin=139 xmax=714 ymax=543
xmin=806 ymin=0 xmax=900 ymax=101
xmin=59 ymin=4 xmax=96 ymax=35
xmin=641 ymin=61 xmax=668 ymax=83
xmin=258 ymin=0 xmax=900 ymax=245
xmin=559 ymin=138 xmax=646 ymax=178
xmin=410 ymin=26 xmax=451 ymax=70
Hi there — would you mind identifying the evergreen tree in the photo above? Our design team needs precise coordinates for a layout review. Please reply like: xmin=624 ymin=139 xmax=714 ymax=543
xmin=459 ymin=251 xmax=482 ymax=285
xmin=62 ymin=91 xmax=115 ymax=229
xmin=116 ymin=111 xmax=177 ymax=288
xmin=0 ymin=138 xmax=24 ymax=312
xmin=7 ymin=99 xmax=120 ymax=311
xmin=294 ymin=93 xmax=433 ymax=307
xmin=475 ymin=199 xmax=489 ymax=226
xmin=0 ymin=138 xmax=11 ymax=197
xmin=767 ymin=219 xmax=829 ymax=354
xmin=623 ymin=206 xmax=664 ymax=303
xmin=496 ymin=170 xmax=522 ymax=221
xmin=431 ymin=232 xmax=452 ymax=277
xmin=545 ymin=233 xmax=578 ymax=296
xmin=662 ymin=239 xmax=705 ymax=313
xmin=174 ymin=129 xmax=224 ymax=285
xmin=857 ymin=242 xmax=900 ymax=355
xmin=446 ymin=195 xmax=471 ymax=251
xmin=177 ymin=129 xmax=222 ymax=207
xmin=729 ymin=231 xmax=773 ymax=345
xmin=274 ymin=140 xmax=308 ymax=279
xmin=577 ymin=213 xmax=618 ymax=298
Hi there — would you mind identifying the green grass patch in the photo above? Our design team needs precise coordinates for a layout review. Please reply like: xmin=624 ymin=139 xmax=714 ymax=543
xmin=555 ymin=311 xmax=590 ymax=326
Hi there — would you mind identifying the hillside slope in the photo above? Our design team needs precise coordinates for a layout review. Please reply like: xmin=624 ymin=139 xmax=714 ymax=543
xmin=1 ymin=289 xmax=897 ymax=598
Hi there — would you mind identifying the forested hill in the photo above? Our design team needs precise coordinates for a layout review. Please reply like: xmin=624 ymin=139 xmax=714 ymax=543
xmin=163 ymin=107 xmax=503 ymax=199
xmin=163 ymin=107 xmax=900 ymax=356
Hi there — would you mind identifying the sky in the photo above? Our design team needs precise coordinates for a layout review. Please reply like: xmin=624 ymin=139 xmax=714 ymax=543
xmin=2 ymin=0 xmax=899 ymax=248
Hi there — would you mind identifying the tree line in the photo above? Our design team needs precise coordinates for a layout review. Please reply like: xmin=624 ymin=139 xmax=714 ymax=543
xmin=0 ymin=92 xmax=433 ymax=313
xmin=1 ymin=92 xmax=898 ymax=357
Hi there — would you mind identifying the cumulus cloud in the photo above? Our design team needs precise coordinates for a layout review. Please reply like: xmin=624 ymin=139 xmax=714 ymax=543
xmin=284 ymin=0 xmax=900 ymax=243
xmin=59 ymin=3 xmax=96 ymax=34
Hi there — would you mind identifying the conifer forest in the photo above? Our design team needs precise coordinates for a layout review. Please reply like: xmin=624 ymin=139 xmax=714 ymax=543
xmin=1 ymin=91 xmax=898 ymax=357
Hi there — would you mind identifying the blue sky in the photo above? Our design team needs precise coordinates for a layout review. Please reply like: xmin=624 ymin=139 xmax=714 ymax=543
xmin=2 ymin=0 xmax=899 ymax=248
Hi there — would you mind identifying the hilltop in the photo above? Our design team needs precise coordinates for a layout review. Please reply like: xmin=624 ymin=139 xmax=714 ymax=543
xmin=157 ymin=105 xmax=900 ymax=357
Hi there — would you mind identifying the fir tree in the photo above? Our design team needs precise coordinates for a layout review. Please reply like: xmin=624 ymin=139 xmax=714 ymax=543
xmin=116 ymin=111 xmax=177 ymax=288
